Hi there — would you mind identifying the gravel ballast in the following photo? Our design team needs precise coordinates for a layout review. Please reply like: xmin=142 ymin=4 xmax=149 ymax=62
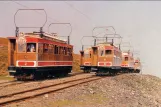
xmin=2 ymin=73 xmax=161 ymax=107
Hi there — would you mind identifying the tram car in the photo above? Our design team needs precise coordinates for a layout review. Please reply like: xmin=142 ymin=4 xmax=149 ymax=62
xmin=80 ymin=47 xmax=93 ymax=73
xmin=8 ymin=32 xmax=73 ymax=80
xmin=7 ymin=9 xmax=73 ymax=80
xmin=134 ymin=58 xmax=141 ymax=73
xmin=121 ymin=51 xmax=135 ymax=73
xmin=90 ymin=42 xmax=122 ymax=76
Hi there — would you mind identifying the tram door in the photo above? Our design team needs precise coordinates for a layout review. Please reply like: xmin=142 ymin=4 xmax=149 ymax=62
xmin=92 ymin=47 xmax=98 ymax=66
xmin=9 ymin=39 xmax=16 ymax=66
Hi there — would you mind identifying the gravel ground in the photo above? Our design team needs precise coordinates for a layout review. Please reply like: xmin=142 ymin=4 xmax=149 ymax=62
xmin=0 ymin=73 xmax=93 ymax=96
xmin=2 ymin=73 xmax=161 ymax=107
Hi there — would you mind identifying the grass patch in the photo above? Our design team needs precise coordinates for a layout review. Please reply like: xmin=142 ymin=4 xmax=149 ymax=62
xmin=49 ymin=99 xmax=84 ymax=107
xmin=49 ymin=93 xmax=107 ymax=107
xmin=0 ymin=75 xmax=14 ymax=81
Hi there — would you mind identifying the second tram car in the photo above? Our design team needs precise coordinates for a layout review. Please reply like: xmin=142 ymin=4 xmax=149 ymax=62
xmin=91 ymin=43 xmax=122 ymax=75
xmin=121 ymin=51 xmax=135 ymax=73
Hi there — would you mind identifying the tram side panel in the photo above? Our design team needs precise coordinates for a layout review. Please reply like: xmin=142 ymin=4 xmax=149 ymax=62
xmin=129 ymin=56 xmax=135 ymax=73
xmin=91 ymin=46 xmax=98 ymax=72
xmin=8 ymin=37 xmax=17 ymax=76
xmin=37 ymin=43 xmax=73 ymax=72
xmin=80 ymin=48 xmax=92 ymax=73
xmin=35 ymin=38 xmax=73 ymax=77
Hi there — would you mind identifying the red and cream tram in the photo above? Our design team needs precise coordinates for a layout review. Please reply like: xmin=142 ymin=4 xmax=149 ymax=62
xmin=91 ymin=42 xmax=122 ymax=76
xmin=7 ymin=9 xmax=73 ymax=80
xmin=134 ymin=58 xmax=141 ymax=73
xmin=8 ymin=32 xmax=73 ymax=80
xmin=121 ymin=51 xmax=135 ymax=73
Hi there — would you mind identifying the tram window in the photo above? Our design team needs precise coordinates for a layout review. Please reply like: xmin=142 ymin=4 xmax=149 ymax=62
xmin=58 ymin=47 xmax=60 ymax=54
xmin=27 ymin=43 xmax=36 ymax=52
xmin=38 ymin=43 xmax=43 ymax=53
xmin=53 ymin=45 xmax=55 ymax=54
xmin=65 ymin=48 xmax=67 ymax=55
xmin=105 ymin=50 xmax=112 ymax=55
xmin=54 ymin=45 xmax=58 ymax=54
xmin=64 ymin=47 xmax=67 ymax=55
xmin=71 ymin=48 xmax=72 ymax=56
xmin=63 ymin=47 xmax=65 ymax=55
xmin=43 ymin=44 xmax=49 ymax=53
xmin=69 ymin=48 xmax=72 ymax=56
xmin=93 ymin=48 xmax=97 ymax=55
xmin=49 ymin=44 xmax=53 ymax=53
xmin=81 ymin=52 xmax=84 ymax=57
xmin=67 ymin=48 xmax=69 ymax=55
xmin=125 ymin=57 xmax=128 ymax=61
xmin=100 ymin=50 xmax=104 ymax=56
xmin=114 ymin=50 xmax=116 ymax=55
xmin=61 ymin=47 xmax=64 ymax=54
xmin=84 ymin=54 xmax=89 ymax=58
xmin=59 ymin=47 xmax=62 ymax=54
xmin=18 ymin=43 xmax=26 ymax=52
xmin=54 ymin=45 xmax=56 ymax=54
xmin=67 ymin=48 xmax=71 ymax=56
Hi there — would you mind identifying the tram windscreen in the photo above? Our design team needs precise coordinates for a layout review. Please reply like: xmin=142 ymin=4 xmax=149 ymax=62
xmin=84 ymin=54 xmax=91 ymax=58
xmin=105 ymin=50 xmax=112 ymax=55
xmin=18 ymin=43 xmax=26 ymax=52
xmin=125 ymin=57 xmax=128 ymax=61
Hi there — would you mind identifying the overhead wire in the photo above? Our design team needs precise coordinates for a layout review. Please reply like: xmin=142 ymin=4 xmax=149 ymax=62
xmin=12 ymin=0 xmax=73 ymax=36
xmin=12 ymin=1 xmax=60 ymax=23
xmin=63 ymin=1 xmax=95 ymax=27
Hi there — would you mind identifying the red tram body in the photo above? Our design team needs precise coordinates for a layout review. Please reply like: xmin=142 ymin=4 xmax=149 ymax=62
xmin=8 ymin=33 xmax=73 ymax=80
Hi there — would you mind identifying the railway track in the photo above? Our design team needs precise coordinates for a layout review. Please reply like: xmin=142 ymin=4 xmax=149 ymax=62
xmin=0 ymin=75 xmax=104 ymax=106
xmin=0 ymin=81 xmax=14 ymax=85
xmin=0 ymin=81 xmax=29 ymax=88
xmin=0 ymin=72 xmax=84 ymax=89
xmin=0 ymin=81 xmax=16 ymax=85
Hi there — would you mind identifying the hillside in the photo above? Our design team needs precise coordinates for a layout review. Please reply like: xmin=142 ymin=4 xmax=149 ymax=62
xmin=40 ymin=74 xmax=161 ymax=107
xmin=5 ymin=73 xmax=161 ymax=107
xmin=72 ymin=53 xmax=82 ymax=72
xmin=0 ymin=37 xmax=8 ymax=76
